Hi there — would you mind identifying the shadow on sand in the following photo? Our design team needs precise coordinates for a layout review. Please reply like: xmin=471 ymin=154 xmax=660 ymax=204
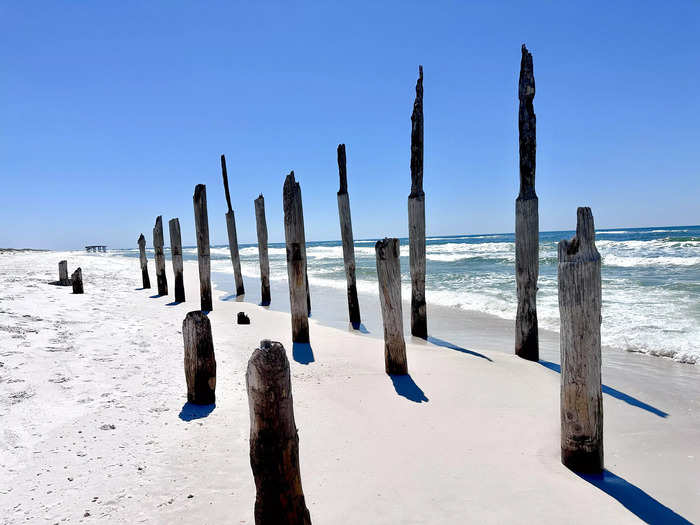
xmin=166 ymin=301 xmax=183 ymax=306
xmin=149 ymin=294 xmax=166 ymax=299
xmin=580 ymin=470 xmax=691 ymax=524
xmin=292 ymin=342 xmax=315 ymax=365
xmin=178 ymin=402 xmax=215 ymax=421
xmin=427 ymin=336 xmax=493 ymax=362
xmin=539 ymin=360 xmax=668 ymax=418
xmin=390 ymin=374 xmax=429 ymax=403
xmin=350 ymin=322 xmax=370 ymax=334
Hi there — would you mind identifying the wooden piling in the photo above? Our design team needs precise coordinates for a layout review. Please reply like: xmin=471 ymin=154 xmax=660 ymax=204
xmin=408 ymin=65 xmax=427 ymax=339
xmin=221 ymin=155 xmax=245 ymax=296
xmin=137 ymin=234 xmax=151 ymax=289
xmin=153 ymin=216 xmax=168 ymax=296
xmin=336 ymin=144 xmax=361 ymax=326
xmin=58 ymin=260 xmax=69 ymax=285
xmin=375 ymin=238 xmax=408 ymax=375
xmin=193 ymin=184 xmax=213 ymax=312
xmin=515 ymin=44 xmax=539 ymax=361
xmin=182 ymin=311 xmax=216 ymax=405
xmin=71 ymin=268 xmax=83 ymax=294
xmin=254 ymin=194 xmax=271 ymax=305
xmin=558 ymin=207 xmax=603 ymax=473
xmin=246 ymin=340 xmax=311 ymax=525
xmin=283 ymin=172 xmax=309 ymax=343
xmin=168 ymin=218 xmax=185 ymax=303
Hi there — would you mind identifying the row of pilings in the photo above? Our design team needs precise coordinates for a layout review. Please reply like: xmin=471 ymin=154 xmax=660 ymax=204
xmin=130 ymin=44 xmax=604 ymax=522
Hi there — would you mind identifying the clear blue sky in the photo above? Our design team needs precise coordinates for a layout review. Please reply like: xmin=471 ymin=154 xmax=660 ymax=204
xmin=1 ymin=1 xmax=698 ymax=249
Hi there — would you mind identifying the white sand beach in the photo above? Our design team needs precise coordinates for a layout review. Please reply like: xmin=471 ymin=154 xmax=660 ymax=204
xmin=1 ymin=251 xmax=698 ymax=524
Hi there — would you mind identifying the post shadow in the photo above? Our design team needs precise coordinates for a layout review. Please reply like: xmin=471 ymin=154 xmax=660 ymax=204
xmin=389 ymin=374 xmax=428 ymax=403
xmin=178 ymin=402 xmax=215 ymax=421
xmin=539 ymin=360 xmax=668 ymax=418
xmin=579 ymin=470 xmax=692 ymax=524
xmin=292 ymin=342 xmax=315 ymax=365
xmin=149 ymin=294 xmax=166 ymax=299
xmin=350 ymin=322 xmax=369 ymax=334
xmin=427 ymin=336 xmax=493 ymax=362
xmin=166 ymin=301 xmax=184 ymax=306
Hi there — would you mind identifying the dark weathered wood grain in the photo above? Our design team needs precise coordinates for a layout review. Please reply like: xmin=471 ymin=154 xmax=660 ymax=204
xmin=515 ymin=44 xmax=539 ymax=361
xmin=336 ymin=144 xmax=361 ymax=326
xmin=375 ymin=238 xmax=408 ymax=375
xmin=168 ymin=218 xmax=185 ymax=302
xmin=408 ymin=65 xmax=427 ymax=339
xmin=58 ymin=260 xmax=70 ymax=286
xmin=246 ymin=340 xmax=311 ymax=525
xmin=193 ymin=184 xmax=213 ymax=312
xmin=221 ymin=155 xmax=245 ymax=296
xmin=71 ymin=267 xmax=83 ymax=294
xmin=254 ymin=194 xmax=271 ymax=305
xmin=137 ymin=234 xmax=151 ymax=289
xmin=183 ymin=311 xmax=216 ymax=405
xmin=558 ymin=207 xmax=603 ymax=473
xmin=153 ymin=216 xmax=168 ymax=296
xmin=283 ymin=172 xmax=309 ymax=343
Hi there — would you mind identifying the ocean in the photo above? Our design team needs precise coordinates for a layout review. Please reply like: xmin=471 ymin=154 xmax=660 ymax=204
xmin=114 ymin=225 xmax=700 ymax=364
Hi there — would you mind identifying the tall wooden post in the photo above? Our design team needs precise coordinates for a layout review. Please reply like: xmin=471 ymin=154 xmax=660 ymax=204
xmin=193 ymin=184 xmax=213 ymax=312
xmin=221 ymin=155 xmax=245 ymax=296
xmin=558 ymin=207 xmax=603 ymax=473
xmin=183 ymin=311 xmax=216 ymax=405
xmin=408 ymin=65 xmax=427 ymax=339
xmin=169 ymin=218 xmax=185 ymax=303
xmin=153 ymin=216 xmax=168 ymax=296
xmin=515 ymin=44 xmax=539 ymax=361
xmin=254 ymin=194 xmax=271 ymax=305
xmin=58 ymin=260 xmax=69 ymax=285
xmin=283 ymin=172 xmax=309 ymax=343
xmin=71 ymin=268 xmax=84 ymax=294
xmin=336 ymin=144 xmax=361 ymax=326
xmin=375 ymin=238 xmax=408 ymax=375
xmin=137 ymin=234 xmax=151 ymax=289
xmin=246 ymin=340 xmax=311 ymax=525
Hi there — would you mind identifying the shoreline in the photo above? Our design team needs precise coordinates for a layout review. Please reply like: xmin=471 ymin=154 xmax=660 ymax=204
xmin=1 ymin=253 xmax=698 ymax=523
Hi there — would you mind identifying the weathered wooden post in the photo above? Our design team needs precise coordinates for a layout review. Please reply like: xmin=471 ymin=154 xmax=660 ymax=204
xmin=169 ymin=218 xmax=185 ymax=303
xmin=408 ymin=65 xmax=427 ymax=339
xmin=558 ymin=207 xmax=603 ymax=473
xmin=515 ymin=44 xmax=539 ymax=361
xmin=336 ymin=144 xmax=361 ymax=327
xmin=193 ymin=184 xmax=213 ymax=312
xmin=71 ymin=268 xmax=83 ymax=294
xmin=283 ymin=172 xmax=310 ymax=343
xmin=137 ymin=234 xmax=151 ymax=289
xmin=182 ymin=311 xmax=216 ymax=404
xmin=153 ymin=216 xmax=168 ymax=296
xmin=254 ymin=194 xmax=271 ymax=305
xmin=375 ymin=238 xmax=408 ymax=375
xmin=246 ymin=340 xmax=311 ymax=525
xmin=58 ymin=260 xmax=69 ymax=285
xmin=221 ymin=155 xmax=245 ymax=296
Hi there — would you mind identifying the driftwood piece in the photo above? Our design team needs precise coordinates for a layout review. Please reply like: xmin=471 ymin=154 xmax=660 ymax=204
xmin=254 ymin=194 xmax=271 ymax=305
xmin=375 ymin=238 xmax=408 ymax=375
xmin=137 ymin=234 xmax=151 ymax=289
xmin=246 ymin=340 xmax=311 ymax=525
xmin=408 ymin=65 xmax=427 ymax=339
xmin=221 ymin=155 xmax=245 ymax=296
xmin=515 ymin=44 xmax=539 ymax=361
xmin=558 ymin=207 xmax=603 ymax=473
xmin=58 ymin=260 xmax=69 ymax=285
xmin=182 ymin=311 xmax=216 ymax=405
xmin=283 ymin=172 xmax=309 ymax=343
xmin=337 ymin=144 xmax=361 ymax=326
xmin=193 ymin=184 xmax=213 ymax=312
xmin=71 ymin=268 xmax=83 ymax=294
xmin=153 ymin=216 xmax=168 ymax=296
xmin=169 ymin=218 xmax=185 ymax=302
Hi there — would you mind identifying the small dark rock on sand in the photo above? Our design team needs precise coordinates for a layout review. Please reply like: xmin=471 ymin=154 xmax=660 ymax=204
xmin=237 ymin=312 xmax=250 ymax=325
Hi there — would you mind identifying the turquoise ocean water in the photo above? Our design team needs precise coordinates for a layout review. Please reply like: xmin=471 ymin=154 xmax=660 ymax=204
xmin=115 ymin=225 xmax=700 ymax=364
